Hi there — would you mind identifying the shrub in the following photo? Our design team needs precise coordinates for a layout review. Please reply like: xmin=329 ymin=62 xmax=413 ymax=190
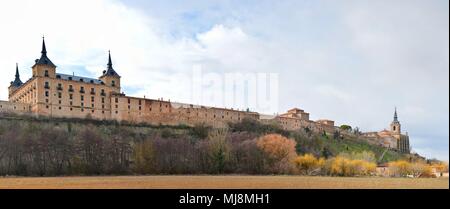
xmin=189 ymin=123 xmax=211 ymax=139
xmin=294 ymin=154 xmax=325 ymax=175
xmin=389 ymin=160 xmax=433 ymax=178
xmin=329 ymin=156 xmax=376 ymax=177
xmin=132 ymin=139 xmax=155 ymax=174
xmin=388 ymin=160 xmax=412 ymax=177
xmin=256 ymin=134 xmax=297 ymax=174
xmin=207 ymin=129 xmax=230 ymax=173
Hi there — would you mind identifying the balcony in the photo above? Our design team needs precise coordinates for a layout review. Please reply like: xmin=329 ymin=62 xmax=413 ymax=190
xmin=101 ymin=92 xmax=106 ymax=96
xmin=57 ymin=86 xmax=63 ymax=91
xmin=90 ymin=91 xmax=96 ymax=95
xmin=68 ymin=88 xmax=74 ymax=92
xmin=79 ymin=89 xmax=85 ymax=94
xmin=44 ymin=85 xmax=50 ymax=89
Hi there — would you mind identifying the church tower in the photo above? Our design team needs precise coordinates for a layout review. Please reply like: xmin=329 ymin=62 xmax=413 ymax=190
xmin=32 ymin=37 xmax=56 ymax=78
xmin=390 ymin=107 xmax=401 ymax=135
xmin=99 ymin=50 xmax=121 ymax=93
xmin=8 ymin=63 xmax=23 ymax=97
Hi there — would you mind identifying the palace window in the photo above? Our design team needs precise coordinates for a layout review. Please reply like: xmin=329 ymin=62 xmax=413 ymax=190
xmin=90 ymin=88 xmax=95 ymax=95
xmin=45 ymin=91 xmax=49 ymax=97
xmin=44 ymin=70 xmax=49 ymax=77
xmin=68 ymin=85 xmax=74 ymax=92
xmin=115 ymin=98 xmax=118 ymax=103
xmin=128 ymin=98 xmax=130 ymax=104
xmin=69 ymin=94 xmax=73 ymax=100
xmin=58 ymin=92 xmax=62 ymax=98
xmin=44 ymin=82 xmax=50 ymax=89
xmin=138 ymin=100 xmax=141 ymax=105
xmin=101 ymin=89 xmax=106 ymax=96
xmin=112 ymin=80 xmax=116 ymax=87
xmin=91 ymin=96 xmax=94 ymax=102
xmin=57 ymin=83 xmax=62 ymax=91
xmin=80 ymin=86 xmax=85 ymax=93
xmin=102 ymin=97 xmax=105 ymax=103
xmin=81 ymin=95 xmax=84 ymax=101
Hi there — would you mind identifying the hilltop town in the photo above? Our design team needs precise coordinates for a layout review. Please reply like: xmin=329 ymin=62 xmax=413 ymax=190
xmin=1 ymin=38 xmax=410 ymax=154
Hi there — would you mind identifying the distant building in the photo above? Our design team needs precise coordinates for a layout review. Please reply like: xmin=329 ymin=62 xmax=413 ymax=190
xmin=362 ymin=108 xmax=410 ymax=153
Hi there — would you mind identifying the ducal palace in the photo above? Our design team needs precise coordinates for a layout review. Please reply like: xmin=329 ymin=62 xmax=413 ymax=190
xmin=0 ymin=38 xmax=410 ymax=153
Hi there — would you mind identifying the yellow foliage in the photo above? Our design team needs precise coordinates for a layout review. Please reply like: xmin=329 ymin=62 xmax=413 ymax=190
xmin=294 ymin=154 xmax=325 ymax=175
xmin=388 ymin=160 xmax=412 ymax=177
xmin=256 ymin=134 xmax=297 ymax=174
xmin=432 ymin=162 xmax=449 ymax=173
xmin=388 ymin=160 xmax=437 ymax=178
xmin=329 ymin=156 xmax=376 ymax=176
xmin=256 ymin=134 xmax=297 ymax=162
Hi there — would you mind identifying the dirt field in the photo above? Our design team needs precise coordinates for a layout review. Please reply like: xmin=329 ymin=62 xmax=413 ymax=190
xmin=0 ymin=176 xmax=448 ymax=189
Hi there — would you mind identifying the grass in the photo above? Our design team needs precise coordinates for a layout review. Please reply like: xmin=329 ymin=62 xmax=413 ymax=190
xmin=322 ymin=135 xmax=403 ymax=162
xmin=0 ymin=176 xmax=447 ymax=189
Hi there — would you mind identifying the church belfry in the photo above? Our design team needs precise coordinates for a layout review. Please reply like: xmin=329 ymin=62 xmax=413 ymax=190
xmin=390 ymin=107 xmax=401 ymax=135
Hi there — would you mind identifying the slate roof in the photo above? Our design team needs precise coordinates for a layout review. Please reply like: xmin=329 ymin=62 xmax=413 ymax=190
xmin=33 ymin=38 xmax=56 ymax=68
xmin=101 ymin=51 xmax=120 ymax=77
xmin=10 ymin=63 xmax=23 ymax=87
xmin=56 ymin=73 xmax=104 ymax=85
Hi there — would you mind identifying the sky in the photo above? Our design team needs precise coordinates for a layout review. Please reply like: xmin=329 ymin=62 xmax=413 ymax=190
xmin=0 ymin=0 xmax=448 ymax=160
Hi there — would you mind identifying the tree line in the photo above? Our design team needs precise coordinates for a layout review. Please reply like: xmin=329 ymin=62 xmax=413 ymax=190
xmin=0 ymin=117 xmax=442 ymax=177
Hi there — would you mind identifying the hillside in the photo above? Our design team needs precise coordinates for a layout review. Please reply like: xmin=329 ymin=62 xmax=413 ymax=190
xmin=0 ymin=114 xmax=412 ymax=176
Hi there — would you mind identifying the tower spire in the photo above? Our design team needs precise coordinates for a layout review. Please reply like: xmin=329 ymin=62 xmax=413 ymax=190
xmin=15 ymin=63 xmax=20 ymax=78
xmin=393 ymin=107 xmax=398 ymax=122
xmin=102 ymin=50 xmax=120 ymax=77
xmin=10 ymin=63 xmax=23 ymax=87
xmin=107 ymin=50 xmax=113 ymax=70
xmin=41 ymin=36 xmax=47 ymax=55
xmin=33 ymin=36 xmax=56 ymax=67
